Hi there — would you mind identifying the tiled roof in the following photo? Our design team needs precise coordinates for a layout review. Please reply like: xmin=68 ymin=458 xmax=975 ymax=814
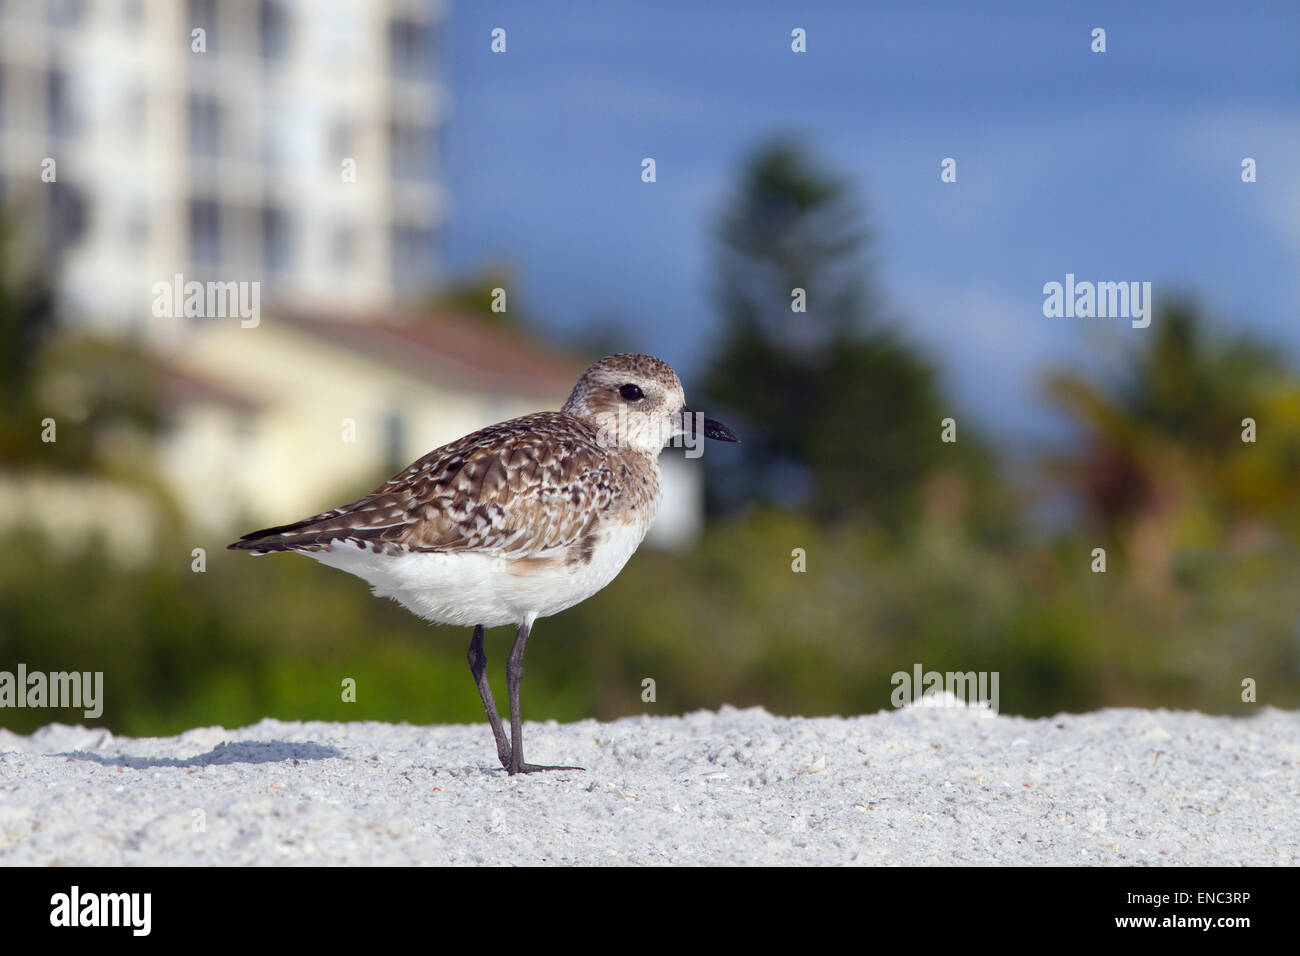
xmin=271 ymin=308 xmax=589 ymax=400
xmin=158 ymin=363 xmax=264 ymax=412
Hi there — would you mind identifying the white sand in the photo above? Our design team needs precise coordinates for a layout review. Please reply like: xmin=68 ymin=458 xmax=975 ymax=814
xmin=1 ymin=703 xmax=1296 ymax=865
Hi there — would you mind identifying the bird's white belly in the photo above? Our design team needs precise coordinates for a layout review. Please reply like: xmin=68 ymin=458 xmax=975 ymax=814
xmin=306 ymin=519 xmax=649 ymax=629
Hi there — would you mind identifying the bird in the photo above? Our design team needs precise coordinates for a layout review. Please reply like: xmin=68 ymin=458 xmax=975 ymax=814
xmin=228 ymin=353 xmax=738 ymax=774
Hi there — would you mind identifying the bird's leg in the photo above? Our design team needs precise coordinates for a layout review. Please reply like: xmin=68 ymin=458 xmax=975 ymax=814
xmin=506 ymin=621 xmax=583 ymax=775
xmin=467 ymin=625 xmax=512 ymax=770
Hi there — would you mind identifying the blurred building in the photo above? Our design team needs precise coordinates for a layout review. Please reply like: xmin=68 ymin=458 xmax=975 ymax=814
xmin=0 ymin=0 xmax=705 ymax=553
xmin=161 ymin=310 xmax=703 ymax=550
xmin=0 ymin=0 xmax=446 ymax=331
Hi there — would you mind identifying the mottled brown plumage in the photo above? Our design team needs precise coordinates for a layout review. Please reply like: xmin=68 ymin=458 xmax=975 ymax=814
xmin=230 ymin=395 xmax=664 ymax=562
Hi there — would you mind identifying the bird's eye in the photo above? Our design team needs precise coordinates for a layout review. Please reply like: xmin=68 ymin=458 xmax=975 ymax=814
xmin=619 ymin=384 xmax=644 ymax=402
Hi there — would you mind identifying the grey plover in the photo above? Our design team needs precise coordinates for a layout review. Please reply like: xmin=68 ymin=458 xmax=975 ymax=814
xmin=229 ymin=353 xmax=738 ymax=774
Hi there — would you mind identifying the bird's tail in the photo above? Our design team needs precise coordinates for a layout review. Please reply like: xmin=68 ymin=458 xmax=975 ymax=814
xmin=227 ymin=495 xmax=406 ymax=555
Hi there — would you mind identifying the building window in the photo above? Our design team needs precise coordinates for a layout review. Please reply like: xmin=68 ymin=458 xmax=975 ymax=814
xmin=47 ymin=0 xmax=85 ymax=27
xmin=47 ymin=68 xmax=77 ymax=138
xmin=388 ymin=122 xmax=432 ymax=183
xmin=187 ymin=93 xmax=221 ymax=157
xmin=331 ymin=226 xmax=355 ymax=268
xmin=260 ymin=205 xmax=291 ymax=274
xmin=49 ymin=182 xmax=87 ymax=248
xmin=258 ymin=0 xmax=288 ymax=60
xmin=188 ymin=0 xmax=218 ymax=52
xmin=188 ymin=198 xmax=221 ymax=266
xmin=387 ymin=18 xmax=430 ymax=80
xmin=390 ymin=224 xmax=434 ymax=293
xmin=260 ymin=102 xmax=284 ymax=167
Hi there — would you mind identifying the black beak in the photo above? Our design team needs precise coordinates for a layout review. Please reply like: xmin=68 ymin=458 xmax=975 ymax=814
xmin=681 ymin=408 xmax=740 ymax=443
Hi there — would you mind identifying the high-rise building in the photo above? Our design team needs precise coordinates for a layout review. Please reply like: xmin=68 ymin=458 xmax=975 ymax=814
xmin=0 ymin=0 xmax=446 ymax=333
xmin=0 ymin=1 xmax=706 ymax=553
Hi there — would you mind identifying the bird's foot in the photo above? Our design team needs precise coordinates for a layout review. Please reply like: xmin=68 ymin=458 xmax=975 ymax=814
xmin=508 ymin=762 xmax=585 ymax=775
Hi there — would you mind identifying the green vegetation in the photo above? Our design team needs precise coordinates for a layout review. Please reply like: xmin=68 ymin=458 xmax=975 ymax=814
xmin=2 ymin=142 xmax=1298 ymax=735
xmin=2 ymin=492 xmax=1293 ymax=736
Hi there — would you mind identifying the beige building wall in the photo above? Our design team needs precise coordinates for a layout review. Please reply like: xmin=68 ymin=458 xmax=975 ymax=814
xmin=162 ymin=316 xmax=705 ymax=549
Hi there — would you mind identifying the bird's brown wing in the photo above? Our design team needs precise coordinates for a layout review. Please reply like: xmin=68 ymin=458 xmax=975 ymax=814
xmin=228 ymin=412 xmax=623 ymax=557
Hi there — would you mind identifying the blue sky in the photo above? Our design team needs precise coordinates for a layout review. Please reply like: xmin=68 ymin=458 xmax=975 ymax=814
xmin=440 ymin=1 xmax=1300 ymax=442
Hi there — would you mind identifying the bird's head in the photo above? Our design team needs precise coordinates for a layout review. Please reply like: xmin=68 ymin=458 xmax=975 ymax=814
xmin=562 ymin=352 xmax=739 ymax=456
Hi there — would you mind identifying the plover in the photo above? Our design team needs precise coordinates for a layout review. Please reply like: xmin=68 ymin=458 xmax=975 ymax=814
xmin=229 ymin=353 xmax=738 ymax=774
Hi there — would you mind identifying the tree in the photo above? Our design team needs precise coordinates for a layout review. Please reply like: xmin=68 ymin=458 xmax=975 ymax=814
xmin=424 ymin=265 xmax=527 ymax=332
xmin=0 ymin=217 xmax=57 ymax=465
xmin=699 ymin=139 xmax=948 ymax=526
xmin=0 ymin=214 xmax=161 ymax=475
xmin=1041 ymin=300 xmax=1300 ymax=584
